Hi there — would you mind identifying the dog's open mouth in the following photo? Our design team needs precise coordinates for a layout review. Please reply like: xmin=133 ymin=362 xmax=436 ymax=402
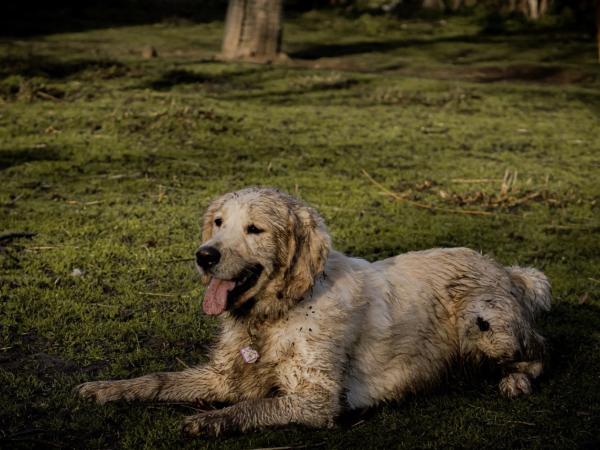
xmin=203 ymin=264 xmax=263 ymax=316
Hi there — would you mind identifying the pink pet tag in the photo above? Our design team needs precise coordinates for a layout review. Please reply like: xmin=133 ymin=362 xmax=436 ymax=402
xmin=240 ymin=346 xmax=260 ymax=364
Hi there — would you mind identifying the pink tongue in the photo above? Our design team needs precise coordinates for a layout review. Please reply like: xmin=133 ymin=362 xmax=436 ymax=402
xmin=203 ymin=278 xmax=236 ymax=315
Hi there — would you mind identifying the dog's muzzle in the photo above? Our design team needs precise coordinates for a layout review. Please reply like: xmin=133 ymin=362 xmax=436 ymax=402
xmin=196 ymin=246 xmax=221 ymax=272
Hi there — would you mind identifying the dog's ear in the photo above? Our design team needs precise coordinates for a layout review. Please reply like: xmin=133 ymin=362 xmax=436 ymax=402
xmin=201 ymin=202 xmax=218 ymax=245
xmin=283 ymin=204 xmax=331 ymax=301
xmin=201 ymin=193 xmax=231 ymax=243
xmin=199 ymin=194 xmax=229 ymax=284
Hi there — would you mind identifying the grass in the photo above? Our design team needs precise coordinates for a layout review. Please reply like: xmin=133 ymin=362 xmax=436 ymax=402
xmin=1 ymin=10 xmax=599 ymax=449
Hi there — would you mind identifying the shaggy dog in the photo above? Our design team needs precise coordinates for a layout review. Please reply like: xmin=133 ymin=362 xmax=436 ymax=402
xmin=77 ymin=187 xmax=551 ymax=436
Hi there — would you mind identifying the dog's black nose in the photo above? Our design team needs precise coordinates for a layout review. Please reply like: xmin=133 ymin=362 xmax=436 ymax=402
xmin=195 ymin=246 xmax=221 ymax=270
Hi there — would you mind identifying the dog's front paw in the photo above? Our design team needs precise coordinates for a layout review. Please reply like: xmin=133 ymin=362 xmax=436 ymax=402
xmin=75 ymin=380 xmax=128 ymax=404
xmin=499 ymin=372 xmax=532 ymax=398
xmin=182 ymin=412 xmax=234 ymax=437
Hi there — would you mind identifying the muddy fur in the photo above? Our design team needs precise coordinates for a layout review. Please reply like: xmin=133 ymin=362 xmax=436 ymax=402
xmin=76 ymin=187 xmax=551 ymax=436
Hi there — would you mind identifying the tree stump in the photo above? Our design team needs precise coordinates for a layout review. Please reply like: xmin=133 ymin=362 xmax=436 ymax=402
xmin=220 ymin=0 xmax=284 ymax=63
xmin=597 ymin=0 xmax=600 ymax=62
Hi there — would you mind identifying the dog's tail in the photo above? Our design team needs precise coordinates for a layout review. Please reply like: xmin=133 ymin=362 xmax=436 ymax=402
xmin=508 ymin=266 xmax=552 ymax=318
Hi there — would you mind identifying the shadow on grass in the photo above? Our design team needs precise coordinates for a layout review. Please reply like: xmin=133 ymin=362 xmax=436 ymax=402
xmin=0 ymin=55 xmax=127 ymax=80
xmin=222 ymin=78 xmax=364 ymax=104
xmin=289 ymin=29 xmax=595 ymax=81
xmin=148 ymin=69 xmax=222 ymax=90
xmin=568 ymin=90 xmax=600 ymax=117
xmin=0 ymin=147 xmax=64 ymax=170
xmin=473 ymin=65 xmax=597 ymax=84
xmin=289 ymin=28 xmax=591 ymax=59
xmin=146 ymin=67 xmax=270 ymax=91
xmin=148 ymin=69 xmax=214 ymax=90
xmin=290 ymin=39 xmax=414 ymax=59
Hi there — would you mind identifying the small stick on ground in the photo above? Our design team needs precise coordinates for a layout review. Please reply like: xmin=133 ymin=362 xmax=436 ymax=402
xmin=506 ymin=420 xmax=536 ymax=427
xmin=25 ymin=245 xmax=80 ymax=251
xmin=2 ymin=192 xmax=25 ymax=207
xmin=3 ymin=438 xmax=64 ymax=448
xmin=451 ymin=178 xmax=501 ymax=184
xmin=147 ymin=403 xmax=200 ymax=412
xmin=543 ymin=224 xmax=600 ymax=231
xmin=36 ymin=91 xmax=61 ymax=102
xmin=362 ymin=170 xmax=494 ymax=217
xmin=250 ymin=443 xmax=326 ymax=450
xmin=136 ymin=292 xmax=180 ymax=297
xmin=161 ymin=257 xmax=195 ymax=264
xmin=175 ymin=357 xmax=190 ymax=369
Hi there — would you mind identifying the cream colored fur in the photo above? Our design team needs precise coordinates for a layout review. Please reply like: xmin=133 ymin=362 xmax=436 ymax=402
xmin=77 ymin=187 xmax=551 ymax=436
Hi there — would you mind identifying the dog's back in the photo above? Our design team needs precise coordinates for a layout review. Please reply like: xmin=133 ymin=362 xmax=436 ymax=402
xmin=344 ymin=247 xmax=551 ymax=406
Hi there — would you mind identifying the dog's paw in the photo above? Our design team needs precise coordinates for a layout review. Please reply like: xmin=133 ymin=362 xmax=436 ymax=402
xmin=499 ymin=372 xmax=532 ymax=398
xmin=182 ymin=412 xmax=233 ymax=437
xmin=75 ymin=380 xmax=127 ymax=404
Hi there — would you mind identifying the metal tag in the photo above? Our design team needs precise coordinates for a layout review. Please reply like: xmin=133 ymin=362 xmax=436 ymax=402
xmin=240 ymin=346 xmax=260 ymax=364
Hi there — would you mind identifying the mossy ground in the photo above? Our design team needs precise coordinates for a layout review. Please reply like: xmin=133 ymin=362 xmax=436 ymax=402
xmin=1 ymin=10 xmax=599 ymax=449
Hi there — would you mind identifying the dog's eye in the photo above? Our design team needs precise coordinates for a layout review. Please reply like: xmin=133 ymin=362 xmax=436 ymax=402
xmin=246 ymin=224 xmax=264 ymax=235
xmin=214 ymin=218 xmax=222 ymax=227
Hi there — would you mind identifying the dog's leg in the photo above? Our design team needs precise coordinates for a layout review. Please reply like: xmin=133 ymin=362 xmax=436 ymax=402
xmin=466 ymin=315 xmax=546 ymax=398
xmin=496 ymin=329 xmax=546 ymax=398
xmin=181 ymin=391 xmax=337 ymax=436
xmin=76 ymin=365 xmax=235 ymax=404
xmin=498 ymin=359 xmax=544 ymax=398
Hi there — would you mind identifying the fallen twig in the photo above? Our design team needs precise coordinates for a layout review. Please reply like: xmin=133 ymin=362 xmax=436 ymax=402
xmin=65 ymin=200 xmax=104 ymax=206
xmin=36 ymin=90 xmax=61 ymax=102
xmin=136 ymin=291 xmax=180 ymax=297
xmin=25 ymin=245 xmax=80 ymax=251
xmin=162 ymin=257 xmax=195 ymax=264
xmin=500 ymin=169 xmax=518 ymax=197
xmin=362 ymin=170 xmax=494 ymax=217
xmin=451 ymin=178 xmax=501 ymax=184
xmin=147 ymin=403 xmax=200 ymax=412
xmin=543 ymin=224 xmax=600 ymax=231
xmin=2 ymin=192 xmax=25 ymax=207
xmin=175 ymin=357 xmax=190 ymax=369
xmin=2 ymin=437 xmax=64 ymax=448
xmin=509 ymin=192 xmax=542 ymax=206
xmin=1 ymin=428 xmax=47 ymax=439
xmin=506 ymin=420 xmax=536 ymax=427
xmin=107 ymin=172 xmax=141 ymax=180
xmin=250 ymin=443 xmax=325 ymax=450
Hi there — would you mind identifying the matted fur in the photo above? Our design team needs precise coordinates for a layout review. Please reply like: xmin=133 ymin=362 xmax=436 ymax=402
xmin=77 ymin=187 xmax=551 ymax=436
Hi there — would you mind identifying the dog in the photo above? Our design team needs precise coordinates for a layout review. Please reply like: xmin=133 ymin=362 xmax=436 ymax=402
xmin=77 ymin=187 xmax=551 ymax=436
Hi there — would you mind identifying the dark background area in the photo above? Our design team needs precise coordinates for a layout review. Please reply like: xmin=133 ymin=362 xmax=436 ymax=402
xmin=1 ymin=0 xmax=597 ymax=37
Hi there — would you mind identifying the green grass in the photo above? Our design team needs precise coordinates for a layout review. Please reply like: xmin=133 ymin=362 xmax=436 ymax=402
xmin=1 ymin=10 xmax=599 ymax=449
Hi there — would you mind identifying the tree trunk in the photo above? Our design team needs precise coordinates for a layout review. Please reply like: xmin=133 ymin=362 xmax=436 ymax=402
xmin=516 ymin=0 xmax=529 ymax=15
xmin=221 ymin=0 xmax=283 ymax=62
xmin=527 ymin=0 xmax=539 ymax=20
xmin=422 ymin=0 xmax=445 ymax=10
xmin=448 ymin=0 xmax=462 ymax=11
xmin=597 ymin=0 xmax=600 ymax=62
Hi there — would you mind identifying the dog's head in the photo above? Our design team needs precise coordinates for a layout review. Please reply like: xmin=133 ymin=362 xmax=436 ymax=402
xmin=196 ymin=188 xmax=331 ymax=318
